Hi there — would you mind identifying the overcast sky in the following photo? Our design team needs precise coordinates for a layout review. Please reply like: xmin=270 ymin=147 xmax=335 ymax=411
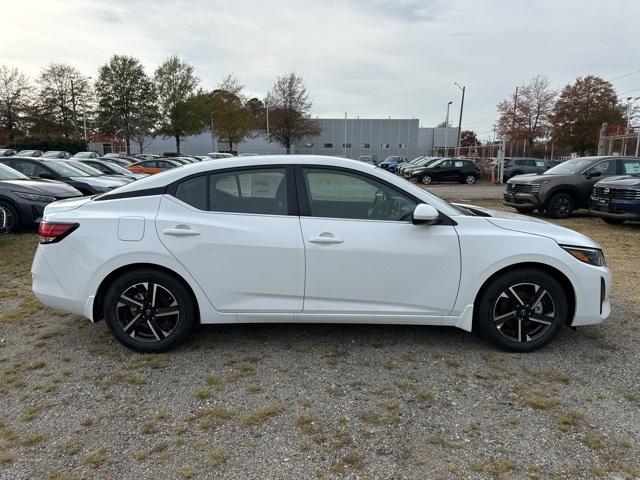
xmin=3 ymin=0 xmax=640 ymax=140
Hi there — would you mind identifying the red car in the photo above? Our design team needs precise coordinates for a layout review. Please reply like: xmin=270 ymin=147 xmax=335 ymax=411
xmin=127 ymin=159 xmax=182 ymax=175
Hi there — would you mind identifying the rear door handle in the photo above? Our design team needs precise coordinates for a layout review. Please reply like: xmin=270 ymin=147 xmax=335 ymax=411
xmin=163 ymin=228 xmax=200 ymax=236
xmin=308 ymin=235 xmax=343 ymax=244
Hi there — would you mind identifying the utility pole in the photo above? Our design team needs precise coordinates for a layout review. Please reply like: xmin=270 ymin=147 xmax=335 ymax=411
xmin=444 ymin=101 xmax=452 ymax=157
xmin=454 ymin=83 xmax=465 ymax=156
xmin=344 ymin=112 xmax=347 ymax=158
xmin=510 ymin=86 xmax=518 ymax=157
xmin=265 ymin=101 xmax=270 ymax=155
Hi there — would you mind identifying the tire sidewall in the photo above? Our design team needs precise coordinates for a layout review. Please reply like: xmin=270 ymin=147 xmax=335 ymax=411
xmin=477 ymin=269 xmax=568 ymax=352
xmin=547 ymin=193 xmax=574 ymax=219
xmin=104 ymin=269 xmax=194 ymax=352
xmin=0 ymin=201 xmax=19 ymax=233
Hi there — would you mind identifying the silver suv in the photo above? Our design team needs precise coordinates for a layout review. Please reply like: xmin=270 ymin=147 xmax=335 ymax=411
xmin=503 ymin=157 xmax=549 ymax=180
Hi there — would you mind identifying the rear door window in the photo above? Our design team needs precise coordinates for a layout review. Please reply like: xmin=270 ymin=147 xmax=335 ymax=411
xmin=623 ymin=159 xmax=640 ymax=174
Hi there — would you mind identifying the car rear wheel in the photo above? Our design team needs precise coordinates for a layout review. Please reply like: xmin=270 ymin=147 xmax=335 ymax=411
xmin=421 ymin=175 xmax=432 ymax=185
xmin=104 ymin=269 xmax=195 ymax=352
xmin=547 ymin=193 xmax=574 ymax=219
xmin=476 ymin=269 xmax=568 ymax=351
xmin=464 ymin=175 xmax=476 ymax=185
xmin=0 ymin=201 xmax=19 ymax=233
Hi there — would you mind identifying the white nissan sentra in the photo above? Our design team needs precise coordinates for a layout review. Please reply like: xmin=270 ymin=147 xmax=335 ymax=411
xmin=31 ymin=156 xmax=611 ymax=353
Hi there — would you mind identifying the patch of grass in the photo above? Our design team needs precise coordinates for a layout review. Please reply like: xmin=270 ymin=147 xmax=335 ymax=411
xmin=190 ymin=407 xmax=234 ymax=430
xmin=528 ymin=369 xmax=571 ymax=385
xmin=426 ymin=435 xmax=456 ymax=449
xmin=359 ymin=410 xmax=380 ymax=425
xmin=470 ymin=457 xmax=518 ymax=477
xmin=296 ymin=414 xmax=322 ymax=434
xmin=194 ymin=388 xmax=212 ymax=400
xmin=141 ymin=422 xmax=159 ymax=435
xmin=242 ymin=404 xmax=279 ymax=427
xmin=246 ymin=383 xmax=263 ymax=393
xmin=582 ymin=435 xmax=603 ymax=449
xmin=128 ymin=355 xmax=169 ymax=370
xmin=0 ymin=451 xmax=16 ymax=465
xmin=82 ymin=450 xmax=107 ymax=468
xmin=208 ymin=448 xmax=227 ymax=467
xmin=416 ymin=388 xmax=435 ymax=404
xmin=180 ymin=467 xmax=196 ymax=479
xmin=205 ymin=375 xmax=222 ymax=387
xmin=557 ymin=411 xmax=585 ymax=431
xmin=133 ymin=451 xmax=148 ymax=462
xmin=58 ymin=438 xmax=80 ymax=455
xmin=382 ymin=360 xmax=398 ymax=370
xmin=22 ymin=402 xmax=54 ymax=421
xmin=22 ymin=433 xmax=49 ymax=446
xmin=26 ymin=360 xmax=46 ymax=370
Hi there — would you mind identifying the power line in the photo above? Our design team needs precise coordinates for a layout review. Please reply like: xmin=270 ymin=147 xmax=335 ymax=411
xmin=608 ymin=69 xmax=640 ymax=83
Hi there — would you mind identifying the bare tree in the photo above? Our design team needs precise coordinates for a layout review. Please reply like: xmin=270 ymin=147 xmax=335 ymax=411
xmin=266 ymin=73 xmax=320 ymax=153
xmin=496 ymin=75 xmax=556 ymax=150
xmin=0 ymin=66 xmax=32 ymax=141
xmin=38 ymin=63 xmax=91 ymax=137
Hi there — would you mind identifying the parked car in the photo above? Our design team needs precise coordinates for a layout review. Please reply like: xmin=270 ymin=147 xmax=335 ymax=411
xmin=379 ymin=156 xmax=410 ymax=171
xmin=0 ymin=157 xmax=127 ymax=195
xmin=32 ymin=155 xmax=610 ymax=353
xmin=400 ymin=157 xmax=440 ymax=178
xmin=98 ymin=156 xmax=135 ymax=167
xmin=208 ymin=152 xmax=234 ymax=159
xmin=72 ymin=151 xmax=99 ymax=159
xmin=17 ymin=149 xmax=43 ymax=157
xmin=358 ymin=155 xmax=375 ymax=165
xmin=589 ymin=161 xmax=640 ymax=224
xmin=503 ymin=156 xmax=635 ymax=218
xmin=42 ymin=151 xmax=71 ymax=159
xmin=126 ymin=158 xmax=182 ymax=175
xmin=78 ymin=159 xmax=148 ymax=180
xmin=0 ymin=206 xmax=7 ymax=235
xmin=134 ymin=154 xmax=161 ymax=161
xmin=0 ymin=162 xmax=82 ymax=232
xmin=104 ymin=152 xmax=127 ymax=158
xmin=412 ymin=158 xmax=481 ymax=185
xmin=171 ymin=157 xmax=198 ymax=164
xmin=502 ymin=157 xmax=549 ymax=180
xmin=55 ymin=160 xmax=133 ymax=185
xmin=0 ymin=149 xmax=16 ymax=157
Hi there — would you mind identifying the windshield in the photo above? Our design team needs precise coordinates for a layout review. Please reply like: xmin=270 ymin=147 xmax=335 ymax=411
xmin=544 ymin=158 xmax=594 ymax=175
xmin=104 ymin=162 xmax=132 ymax=174
xmin=73 ymin=152 xmax=93 ymax=158
xmin=63 ymin=160 xmax=103 ymax=176
xmin=47 ymin=161 xmax=89 ymax=177
xmin=0 ymin=163 xmax=29 ymax=180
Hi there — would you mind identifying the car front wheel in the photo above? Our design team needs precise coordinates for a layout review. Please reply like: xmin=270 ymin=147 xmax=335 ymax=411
xmin=547 ymin=193 xmax=574 ymax=219
xmin=104 ymin=269 xmax=195 ymax=352
xmin=0 ymin=201 xmax=19 ymax=233
xmin=476 ymin=269 xmax=568 ymax=351
xmin=421 ymin=175 xmax=432 ymax=185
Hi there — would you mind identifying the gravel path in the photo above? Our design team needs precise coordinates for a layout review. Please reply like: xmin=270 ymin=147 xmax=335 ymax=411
xmin=1 ymin=230 xmax=638 ymax=480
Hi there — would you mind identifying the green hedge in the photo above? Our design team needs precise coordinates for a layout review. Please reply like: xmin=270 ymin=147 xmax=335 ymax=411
xmin=8 ymin=137 xmax=88 ymax=154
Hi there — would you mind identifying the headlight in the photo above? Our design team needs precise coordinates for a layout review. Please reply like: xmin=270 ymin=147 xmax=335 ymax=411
xmin=561 ymin=246 xmax=606 ymax=266
xmin=13 ymin=191 xmax=57 ymax=203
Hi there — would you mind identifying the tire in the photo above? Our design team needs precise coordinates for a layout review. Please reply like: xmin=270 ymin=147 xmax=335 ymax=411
xmin=420 ymin=175 xmax=432 ymax=185
xmin=464 ymin=175 xmax=477 ymax=185
xmin=0 ymin=201 xmax=20 ymax=233
xmin=546 ymin=193 xmax=574 ymax=219
xmin=603 ymin=217 xmax=625 ymax=225
xmin=476 ymin=269 xmax=568 ymax=352
xmin=103 ymin=268 xmax=195 ymax=353
xmin=515 ymin=207 xmax=535 ymax=214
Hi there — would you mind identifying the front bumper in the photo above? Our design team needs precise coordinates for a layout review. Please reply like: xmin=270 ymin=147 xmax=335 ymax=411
xmin=590 ymin=196 xmax=640 ymax=221
xmin=503 ymin=192 xmax=543 ymax=209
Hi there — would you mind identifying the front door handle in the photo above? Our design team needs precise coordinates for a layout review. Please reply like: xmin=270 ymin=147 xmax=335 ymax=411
xmin=308 ymin=234 xmax=343 ymax=244
xmin=163 ymin=227 xmax=200 ymax=236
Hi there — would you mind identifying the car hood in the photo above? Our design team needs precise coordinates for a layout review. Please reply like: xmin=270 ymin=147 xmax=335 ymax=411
xmin=595 ymin=175 xmax=640 ymax=189
xmin=455 ymin=203 xmax=601 ymax=249
xmin=508 ymin=173 xmax=573 ymax=183
xmin=0 ymin=179 xmax=82 ymax=197
xmin=69 ymin=176 xmax=127 ymax=187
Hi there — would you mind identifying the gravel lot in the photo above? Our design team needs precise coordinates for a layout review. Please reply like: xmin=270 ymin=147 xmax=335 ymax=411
xmin=0 ymin=187 xmax=639 ymax=480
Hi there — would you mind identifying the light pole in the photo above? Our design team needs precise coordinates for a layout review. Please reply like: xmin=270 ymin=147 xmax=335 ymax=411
xmin=265 ymin=100 xmax=270 ymax=155
xmin=454 ymin=82 xmax=465 ymax=156
xmin=444 ymin=101 xmax=453 ymax=157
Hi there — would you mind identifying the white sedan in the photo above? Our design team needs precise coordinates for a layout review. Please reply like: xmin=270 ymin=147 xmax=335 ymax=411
xmin=32 ymin=156 xmax=611 ymax=352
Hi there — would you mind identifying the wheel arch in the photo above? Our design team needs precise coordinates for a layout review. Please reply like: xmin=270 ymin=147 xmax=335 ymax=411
xmin=544 ymin=185 xmax=581 ymax=208
xmin=92 ymin=262 xmax=201 ymax=325
xmin=472 ymin=261 xmax=576 ymax=330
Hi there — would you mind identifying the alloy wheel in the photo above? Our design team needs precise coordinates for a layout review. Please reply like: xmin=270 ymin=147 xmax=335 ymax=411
xmin=551 ymin=197 xmax=572 ymax=218
xmin=421 ymin=175 xmax=432 ymax=185
xmin=116 ymin=282 xmax=181 ymax=342
xmin=492 ymin=282 xmax=556 ymax=343
xmin=465 ymin=175 xmax=476 ymax=184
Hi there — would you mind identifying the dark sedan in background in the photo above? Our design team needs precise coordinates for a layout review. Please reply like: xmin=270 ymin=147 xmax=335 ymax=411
xmin=0 ymin=157 xmax=129 ymax=195
xmin=0 ymin=163 xmax=82 ymax=232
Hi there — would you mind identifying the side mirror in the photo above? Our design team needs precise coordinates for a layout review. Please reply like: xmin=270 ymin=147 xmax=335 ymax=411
xmin=38 ymin=172 xmax=54 ymax=180
xmin=586 ymin=171 xmax=602 ymax=179
xmin=412 ymin=204 xmax=439 ymax=224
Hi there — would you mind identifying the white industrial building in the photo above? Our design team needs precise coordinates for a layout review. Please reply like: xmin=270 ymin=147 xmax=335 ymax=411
xmin=125 ymin=118 xmax=460 ymax=160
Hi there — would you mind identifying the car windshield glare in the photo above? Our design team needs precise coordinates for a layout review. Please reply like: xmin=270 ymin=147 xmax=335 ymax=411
xmin=63 ymin=161 xmax=103 ymax=176
xmin=0 ymin=163 xmax=29 ymax=180
xmin=104 ymin=162 xmax=131 ymax=174
xmin=544 ymin=158 xmax=594 ymax=175
xmin=48 ymin=161 xmax=89 ymax=177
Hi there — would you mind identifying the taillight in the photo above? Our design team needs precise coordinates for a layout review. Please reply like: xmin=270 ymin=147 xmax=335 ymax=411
xmin=38 ymin=222 xmax=79 ymax=244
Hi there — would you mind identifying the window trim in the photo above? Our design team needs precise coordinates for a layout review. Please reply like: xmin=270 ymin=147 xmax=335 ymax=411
xmin=166 ymin=164 xmax=298 ymax=216
xmin=293 ymin=165 xmax=455 ymax=225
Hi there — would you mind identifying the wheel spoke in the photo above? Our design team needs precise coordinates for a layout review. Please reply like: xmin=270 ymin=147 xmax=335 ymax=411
xmin=156 ymin=307 xmax=180 ymax=317
xmin=507 ymin=287 xmax=525 ymax=306
xmin=147 ymin=319 xmax=166 ymax=340
xmin=119 ymin=295 xmax=143 ymax=309
xmin=517 ymin=318 xmax=522 ymax=342
xmin=150 ymin=283 xmax=158 ymax=307
xmin=123 ymin=313 xmax=143 ymax=335
xmin=527 ymin=287 xmax=546 ymax=309
xmin=527 ymin=313 xmax=553 ymax=325
xmin=494 ymin=310 xmax=516 ymax=326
